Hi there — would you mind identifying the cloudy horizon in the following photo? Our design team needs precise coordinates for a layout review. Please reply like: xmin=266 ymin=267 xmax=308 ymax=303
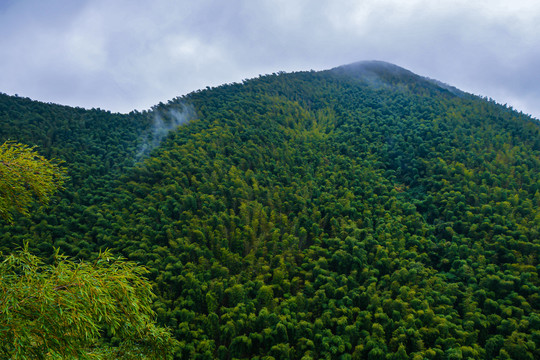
xmin=1 ymin=0 xmax=539 ymax=119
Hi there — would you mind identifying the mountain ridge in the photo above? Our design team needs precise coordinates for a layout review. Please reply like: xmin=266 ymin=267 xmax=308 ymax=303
xmin=0 ymin=60 xmax=492 ymax=114
xmin=0 ymin=61 xmax=539 ymax=359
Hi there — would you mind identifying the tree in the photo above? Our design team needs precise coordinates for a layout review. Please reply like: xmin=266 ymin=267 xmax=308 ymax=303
xmin=0 ymin=141 xmax=66 ymax=222
xmin=0 ymin=142 xmax=178 ymax=359
xmin=0 ymin=246 xmax=177 ymax=359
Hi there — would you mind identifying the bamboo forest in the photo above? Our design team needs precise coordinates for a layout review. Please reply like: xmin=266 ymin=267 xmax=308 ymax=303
xmin=1 ymin=61 xmax=539 ymax=359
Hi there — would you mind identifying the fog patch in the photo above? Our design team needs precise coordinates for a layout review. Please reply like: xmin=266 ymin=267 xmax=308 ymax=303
xmin=135 ymin=103 xmax=195 ymax=162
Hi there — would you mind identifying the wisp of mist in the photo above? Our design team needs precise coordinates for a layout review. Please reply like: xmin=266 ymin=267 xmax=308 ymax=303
xmin=135 ymin=103 xmax=195 ymax=162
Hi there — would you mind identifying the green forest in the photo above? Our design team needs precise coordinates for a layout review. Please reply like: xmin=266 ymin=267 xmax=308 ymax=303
xmin=1 ymin=61 xmax=539 ymax=359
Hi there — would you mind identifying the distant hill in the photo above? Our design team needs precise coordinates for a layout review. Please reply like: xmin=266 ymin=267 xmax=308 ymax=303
xmin=1 ymin=61 xmax=539 ymax=359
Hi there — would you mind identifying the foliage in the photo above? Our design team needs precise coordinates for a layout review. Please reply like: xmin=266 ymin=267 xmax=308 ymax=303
xmin=0 ymin=62 xmax=539 ymax=359
xmin=0 ymin=141 xmax=66 ymax=222
xmin=0 ymin=245 xmax=177 ymax=359
xmin=0 ymin=137 xmax=177 ymax=358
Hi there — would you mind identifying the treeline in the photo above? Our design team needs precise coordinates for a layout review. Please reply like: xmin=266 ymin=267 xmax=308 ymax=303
xmin=0 ymin=62 xmax=539 ymax=359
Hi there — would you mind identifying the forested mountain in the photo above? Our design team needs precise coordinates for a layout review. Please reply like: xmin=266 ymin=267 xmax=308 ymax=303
xmin=1 ymin=60 xmax=539 ymax=359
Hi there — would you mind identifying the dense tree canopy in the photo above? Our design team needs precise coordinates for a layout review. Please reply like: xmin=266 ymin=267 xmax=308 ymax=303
xmin=0 ymin=61 xmax=538 ymax=359
xmin=0 ymin=141 xmax=177 ymax=359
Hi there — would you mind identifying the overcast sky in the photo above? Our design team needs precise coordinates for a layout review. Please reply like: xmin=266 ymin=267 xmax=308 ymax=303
xmin=1 ymin=0 xmax=539 ymax=119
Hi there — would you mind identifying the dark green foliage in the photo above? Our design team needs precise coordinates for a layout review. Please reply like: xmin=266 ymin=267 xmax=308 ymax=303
xmin=1 ymin=61 xmax=539 ymax=359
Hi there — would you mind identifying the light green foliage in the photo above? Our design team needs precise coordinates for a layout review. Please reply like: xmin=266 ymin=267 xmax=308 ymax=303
xmin=0 ymin=245 xmax=177 ymax=359
xmin=0 ymin=141 xmax=66 ymax=222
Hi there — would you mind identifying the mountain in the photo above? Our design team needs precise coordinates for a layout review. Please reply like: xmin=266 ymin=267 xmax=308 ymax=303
xmin=1 ymin=61 xmax=539 ymax=359
xmin=333 ymin=60 xmax=465 ymax=96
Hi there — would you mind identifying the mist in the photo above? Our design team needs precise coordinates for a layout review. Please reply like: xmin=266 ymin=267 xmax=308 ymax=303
xmin=135 ymin=103 xmax=195 ymax=161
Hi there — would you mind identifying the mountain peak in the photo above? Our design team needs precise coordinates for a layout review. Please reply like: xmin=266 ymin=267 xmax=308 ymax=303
xmin=333 ymin=60 xmax=413 ymax=74
xmin=330 ymin=60 xmax=463 ymax=96
xmin=331 ymin=60 xmax=417 ymax=81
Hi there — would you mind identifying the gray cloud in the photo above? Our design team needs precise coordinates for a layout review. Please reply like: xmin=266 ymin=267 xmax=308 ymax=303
xmin=1 ymin=0 xmax=539 ymax=119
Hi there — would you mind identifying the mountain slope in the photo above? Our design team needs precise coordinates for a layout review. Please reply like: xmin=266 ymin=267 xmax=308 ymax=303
xmin=1 ymin=62 xmax=539 ymax=359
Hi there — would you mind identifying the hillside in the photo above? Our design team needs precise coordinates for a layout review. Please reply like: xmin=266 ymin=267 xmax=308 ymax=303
xmin=1 ymin=62 xmax=539 ymax=359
